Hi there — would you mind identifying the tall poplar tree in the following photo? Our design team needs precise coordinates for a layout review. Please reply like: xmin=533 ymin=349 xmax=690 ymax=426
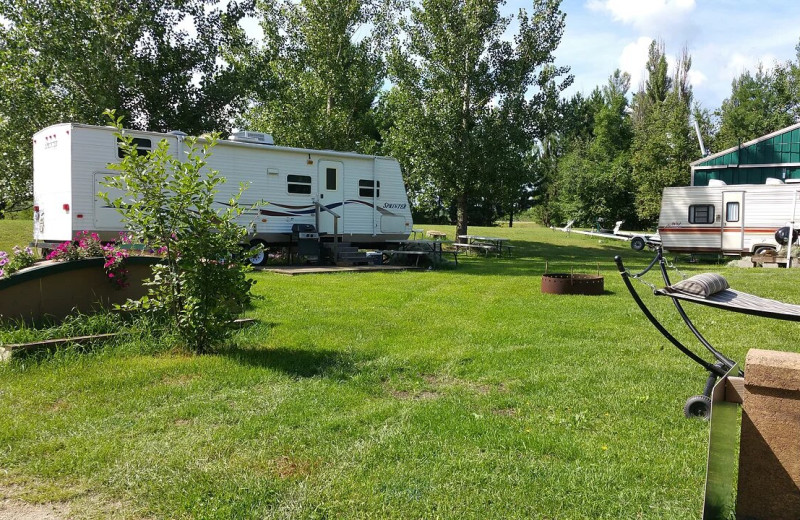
xmin=240 ymin=0 xmax=391 ymax=151
xmin=630 ymin=42 xmax=694 ymax=223
xmin=383 ymin=0 xmax=570 ymax=238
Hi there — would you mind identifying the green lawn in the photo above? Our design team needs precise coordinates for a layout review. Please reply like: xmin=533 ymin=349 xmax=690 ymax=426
xmin=0 ymin=219 xmax=33 ymax=254
xmin=2 ymin=221 xmax=799 ymax=518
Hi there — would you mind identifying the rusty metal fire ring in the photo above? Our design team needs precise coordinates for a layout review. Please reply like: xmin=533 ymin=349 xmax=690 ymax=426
xmin=541 ymin=273 xmax=604 ymax=296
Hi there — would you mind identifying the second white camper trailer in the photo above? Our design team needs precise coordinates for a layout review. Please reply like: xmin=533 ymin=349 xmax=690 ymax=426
xmin=658 ymin=180 xmax=800 ymax=254
xmin=32 ymin=123 xmax=413 ymax=255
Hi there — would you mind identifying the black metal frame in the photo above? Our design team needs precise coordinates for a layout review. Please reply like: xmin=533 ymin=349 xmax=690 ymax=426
xmin=615 ymin=248 xmax=741 ymax=400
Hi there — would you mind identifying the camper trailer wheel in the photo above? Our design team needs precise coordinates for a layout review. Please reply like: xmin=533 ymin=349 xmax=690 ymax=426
xmin=683 ymin=395 xmax=712 ymax=419
xmin=754 ymin=246 xmax=775 ymax=256
xmin=630 ymin=237 xmax=646 ymax=251
xmin=247 ymin=240 xmax=268 ymax=266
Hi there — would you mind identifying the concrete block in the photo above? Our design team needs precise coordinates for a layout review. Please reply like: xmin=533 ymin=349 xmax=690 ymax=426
xmin=736 ymin=349 xmax=800 ymax=519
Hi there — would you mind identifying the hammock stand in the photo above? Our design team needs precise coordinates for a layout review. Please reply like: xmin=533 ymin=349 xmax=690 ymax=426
xmin=615 ymin=248 xmax=800 ymax=418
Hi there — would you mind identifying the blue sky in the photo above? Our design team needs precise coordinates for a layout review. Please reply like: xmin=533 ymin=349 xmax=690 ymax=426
xmin=545 ymin=0 xmax=800 ymax=110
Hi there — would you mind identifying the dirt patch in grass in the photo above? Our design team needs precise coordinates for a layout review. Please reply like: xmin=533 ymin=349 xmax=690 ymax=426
xmin=390 ymin=389 xmax=439 ymax=401
xmin=0 ymin=482 xmax=135 ymax=520
xmin=47 ymin=400 xmax=70 ymax=413
xmin=492 ymin=408 xmax=517 ymax=417
xmin=273 ymin=456 xmax=314 ymax=479
xmin=0 ymin=484 xmax=69 ymax=520
xmin=0 ymin=498 xmax=69 ymax=520
xmin=421 ymin=374 xmax=504 ymax=395
xmin=160 ymin=373 xmax=200 ymax=386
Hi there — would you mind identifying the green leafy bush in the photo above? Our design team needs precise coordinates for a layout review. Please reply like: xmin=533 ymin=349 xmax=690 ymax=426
xmin=101 ymin=111 xmax=257 ymax=353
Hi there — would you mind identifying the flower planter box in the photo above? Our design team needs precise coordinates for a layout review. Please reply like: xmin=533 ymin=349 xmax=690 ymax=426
xmin=0 ymin=257 xmax=161 ymax=322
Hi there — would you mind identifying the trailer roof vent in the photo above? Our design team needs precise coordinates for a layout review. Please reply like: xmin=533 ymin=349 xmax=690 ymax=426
xmin=228 ymin=130 xmax=274 ymax=145
xmin=168 ymin=130 xmax=188 ymax=137
xmin=708 ymin=179 xmax=727 ymax=187
xmin=765 ymin=177 xmax=785 ymax=185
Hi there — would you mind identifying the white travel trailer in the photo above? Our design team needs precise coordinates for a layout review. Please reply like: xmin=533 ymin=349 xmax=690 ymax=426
xmin=658 ymin=180 xmax=800 ymax=254
xmin=32 ymin=123 xmax=413 ymax=254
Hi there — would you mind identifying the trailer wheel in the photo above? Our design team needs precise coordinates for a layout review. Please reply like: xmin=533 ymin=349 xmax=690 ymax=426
xmin=247 ymin=240 xmax=268 ymax=266
xmin=630 ymin=237 xmax=646 ymax=251
xmin=754 ymin=246 xmax=775 ymax=256
xmin=683 ymin=395 xmax=712 ymax=420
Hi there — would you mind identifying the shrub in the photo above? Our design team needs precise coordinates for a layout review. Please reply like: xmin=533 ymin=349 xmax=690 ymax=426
xmin=100 ymin=111 xmax=257 ymax=353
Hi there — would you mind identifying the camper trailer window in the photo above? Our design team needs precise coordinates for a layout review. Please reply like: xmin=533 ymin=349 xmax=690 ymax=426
xmin=689 ymin=204 xmax=714 ymax=224
xmin=326 ymin=168 xmax=337 ymax=190
xmin=117 ymin=137 xmax=152 ymax=158
xmin=726 ymin=202 xmax=740 ymax=222
xmin=287 ymin=174 xmax=312 ymax=194
xmin=359 ymin=180 xmax=380 ymax=198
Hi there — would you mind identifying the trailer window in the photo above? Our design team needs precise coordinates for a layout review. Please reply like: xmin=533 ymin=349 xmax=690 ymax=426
xmin=725 ymin=202 xmax=740 ymax=223
xmin=326 ymin=168 xmax=337 ymax=190
xmin=117 ymin=137 xmax=153 ymax=158
xmin=287 ymin=174 xmax=312 ymax=194
xmin=689 ymin=204 xmax=715 ymax=224
xmin=359 ymin=179 xmax=380 ymax=198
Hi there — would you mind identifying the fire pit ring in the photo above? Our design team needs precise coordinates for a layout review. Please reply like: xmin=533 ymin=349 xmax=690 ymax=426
xmin=541 ymin=273 xmax=604 ymax=295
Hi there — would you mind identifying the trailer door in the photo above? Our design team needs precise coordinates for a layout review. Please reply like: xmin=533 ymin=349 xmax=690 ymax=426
xmin=722 ymin=191 xmax=744 ymax=253
xmin=317 ymin=160 xmax=344 ymax=235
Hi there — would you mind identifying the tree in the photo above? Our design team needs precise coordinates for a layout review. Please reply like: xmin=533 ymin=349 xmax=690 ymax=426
xmin=630 ymin=43 xmax=694 ymax=223
xmin=383 ymin=0 xmax=571 ymax=238
xmin=239 ymin=0 xmax=390 ymax=152
xmin=0 ymin=0 xmax=252 ymax=215
xmin=713 ymin=64 xmax=796 ymax=150
xmin=549 ymin=70 xmax=635 ymax=227
xmin=102 ymin=113 xmax=256 ymax=353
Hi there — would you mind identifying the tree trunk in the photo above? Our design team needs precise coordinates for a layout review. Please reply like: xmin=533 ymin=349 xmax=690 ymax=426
xmin=456 ymin=192 xmax=468 ymax=241
xmin=508 ymin=211 xmax=513 ymax=228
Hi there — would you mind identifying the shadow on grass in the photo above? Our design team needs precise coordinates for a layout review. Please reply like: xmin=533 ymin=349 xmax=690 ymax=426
xmin=221 ymin=345 xmax=360 ymax=378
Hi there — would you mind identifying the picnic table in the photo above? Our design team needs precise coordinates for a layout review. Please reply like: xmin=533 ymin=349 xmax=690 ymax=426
xmin=426 ymin=230 xmax=447 ymax=240
xmin=384 ymin=239 xmax=460 ymax=266
xmin=455 ymin=235 xmax=513 ymax=257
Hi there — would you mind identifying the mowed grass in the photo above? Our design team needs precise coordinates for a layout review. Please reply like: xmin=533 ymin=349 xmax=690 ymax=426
xmin=2 ymin=221 xmax=800 ymax=518
xmin=0 ymin=219 xmax=33 ymax=253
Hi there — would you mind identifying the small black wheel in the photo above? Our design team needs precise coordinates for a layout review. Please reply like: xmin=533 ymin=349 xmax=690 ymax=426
xmin=247 ymin=239 xmax=268 ymax=266
xmin=684 ymin=395 xmax=712 ymax=419
xmin=630 ymin=237 xmax=646 ymax=251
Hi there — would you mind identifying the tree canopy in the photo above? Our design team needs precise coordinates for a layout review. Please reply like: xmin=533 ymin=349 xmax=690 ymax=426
xmin=0 ymin=0 xmax=251 ymax=214
xmin=383 ymin=0 xmax=571 ymax=236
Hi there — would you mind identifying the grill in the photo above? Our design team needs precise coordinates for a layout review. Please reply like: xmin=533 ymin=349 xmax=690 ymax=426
xmin=291 ymin=224 xmax=320 ymax=259
xmin=292 ymin=223 xmax=319 ymax=240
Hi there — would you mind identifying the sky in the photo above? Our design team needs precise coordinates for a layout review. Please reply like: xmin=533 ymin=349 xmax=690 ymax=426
xmin=548 ymin=0 xmax=800 ymax=110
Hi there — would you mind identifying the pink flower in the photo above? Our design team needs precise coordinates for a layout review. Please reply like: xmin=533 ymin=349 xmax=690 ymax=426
xmin=108 ymin=272 xmax=115 ymax=278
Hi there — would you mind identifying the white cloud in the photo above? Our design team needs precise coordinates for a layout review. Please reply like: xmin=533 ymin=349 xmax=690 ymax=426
xmin=687 ymin=69 xmax=707 ymax=88
xmin=618 ymin=37 xmax=653 ymax=90
xmin=586 ymin=0 xmax=696 ymax=33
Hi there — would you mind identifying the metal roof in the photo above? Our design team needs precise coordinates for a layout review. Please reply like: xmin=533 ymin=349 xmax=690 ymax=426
xmin=692 ymin=122 xmax=800 ymax=169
